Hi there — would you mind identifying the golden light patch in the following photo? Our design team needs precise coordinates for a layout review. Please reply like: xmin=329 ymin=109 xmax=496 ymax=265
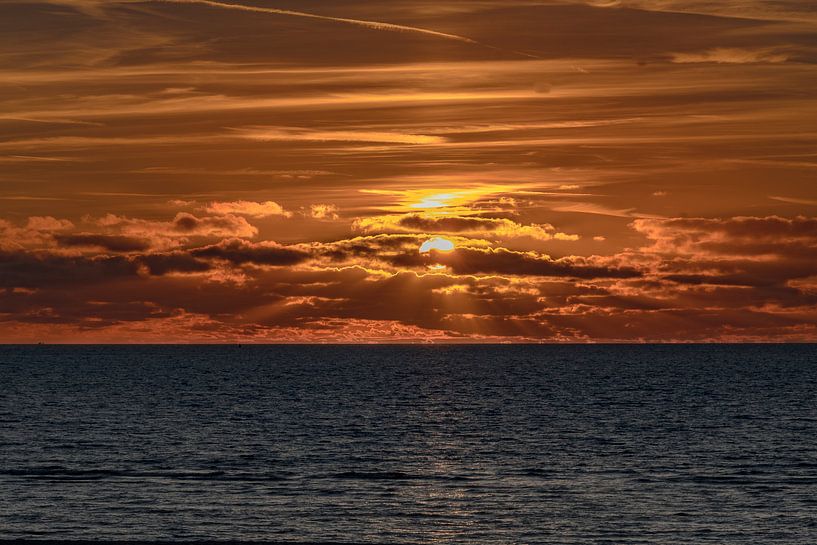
xmin=410 ymin=192 xmax=459 ymax=209
xmin=362 ymin=185 xmax=522 ymax=214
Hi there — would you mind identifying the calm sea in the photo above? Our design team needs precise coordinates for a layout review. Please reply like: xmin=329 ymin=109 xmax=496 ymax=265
xmin=1 ymin=345 xmax=816 ymax=542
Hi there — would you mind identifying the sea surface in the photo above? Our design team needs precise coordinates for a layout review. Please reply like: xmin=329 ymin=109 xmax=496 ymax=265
xmin=1 ymin=344 xmax=816 ymax=543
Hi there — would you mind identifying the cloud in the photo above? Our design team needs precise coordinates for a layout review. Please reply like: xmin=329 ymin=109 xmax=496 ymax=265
xmin=0 ymin=251 xmax=140 ymax=289
xmin=770 ymin=196 xmax=817 ymax=206
xmin=25 ymin=216 xmax=75 ymax=232
xmin=391 ymin=246 xmax=641 ymax=279
xmin=2 ymin=215 xmax=816 ymax=342
xmin=626 ymin=216 xmax=817 ymax=290
xmin=94 ymin=212 xmax=258 ymax=239
xmin=353 ymin=213 xmax=579 ymax=241
xmin=550 ymin=203 xmax=646 ymax=218
xmin=203 ymin=200 xmax=291 ymax=218
xmin=309 ymin=204 xmax=340 ymax=220
xmin=0 ymin=247 xmax=218 ymax=290
xmin=156 ymin=0 xmax=480 ymax=42
xmin=136 ymin=252 xmax=212 ymax=276
xmin=579 ymin=0 xmax=817 ymax=24
xmin=0 ymin=216 xmax=74 ymax=250
xmin=190 ymin=238 xmax=311 ymax=266
xmin=54 ymin=234 xmax=152 ymax=252
xmin=632 ymin=216 xmax=817 ymax=257
xmin=0 ymin=135 xmax=221 ymax=152
xmin=151 ymin=0 xmax=539 ymax=58
xmin=139 ymin=167 xmax=337 ymax=178
xmin=671 ymin=48 xmax=790 ymax=64
xmin=234 ymin=127 xmax=446 ymax=145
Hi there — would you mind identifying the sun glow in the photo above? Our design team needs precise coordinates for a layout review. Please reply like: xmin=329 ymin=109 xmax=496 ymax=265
xmin=419 ymin=237 xmax=456 ymax=253
xmin=410 ymin=192 xmax=458 ymax=209
xmin=360 ymin=184 xmax=523 ymax=215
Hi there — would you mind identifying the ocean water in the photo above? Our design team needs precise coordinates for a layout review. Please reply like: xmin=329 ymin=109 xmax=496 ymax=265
xmin=1 ymin=344 xmax=816 ymax=543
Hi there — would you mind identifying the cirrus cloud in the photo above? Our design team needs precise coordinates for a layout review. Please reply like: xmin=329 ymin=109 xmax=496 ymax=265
xmin=203 ymin=200 xmax=291 ymax=218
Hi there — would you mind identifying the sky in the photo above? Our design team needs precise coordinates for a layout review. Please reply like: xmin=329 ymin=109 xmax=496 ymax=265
xmin=1 ymin=0 xmax=816 ymax=343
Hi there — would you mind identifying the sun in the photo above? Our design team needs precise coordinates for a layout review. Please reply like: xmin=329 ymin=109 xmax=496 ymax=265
xmin=419 ymin=237 xmax=455 ymax=253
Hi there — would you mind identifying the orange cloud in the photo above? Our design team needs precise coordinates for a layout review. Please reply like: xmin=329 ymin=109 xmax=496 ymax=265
xmin=0 ymin=216 xmax=74 ymax=250
xmin=353 ymin=213 xmax=579 ymax=241
xmin=203 ymin=200 xmax=291 ymax=218
xmin=234 ymin=127 xmax=446 ymax=145
xmin=671 ymin=48 xmax=790 ymax=64
xmin=92 ymin=213 xmax=258 ymax=241
xmin=308 ymin=204 xmax=340 ymax=220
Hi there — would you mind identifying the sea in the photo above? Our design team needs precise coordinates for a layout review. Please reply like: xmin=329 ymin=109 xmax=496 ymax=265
xmin=1 ymin=344 xmax=816 ymax=543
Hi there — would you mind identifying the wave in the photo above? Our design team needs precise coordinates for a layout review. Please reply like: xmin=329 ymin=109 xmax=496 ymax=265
xmin=331 ymin=471 xmax=470 ymax=482
xmin=1 ymin=466 xmax=288 ymax=482
xmin=671 ymin=473 xmax=817 ymax=486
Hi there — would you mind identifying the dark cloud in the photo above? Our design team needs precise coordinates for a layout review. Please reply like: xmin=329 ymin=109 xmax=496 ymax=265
xmin=54 ymin=233 xmax=151 ymax=252
xmin=354 ymin=213 xmax=573 ymax=241
xmin=399 ymin=214 xmax=507 ymax=232
xmin=0 ymin=248 xmax=210 ymax=289
xmin=634 ymin=216 xmax=817 ymax=255
xmin=632 ymin=216 xmax=817 ymax=288
xmin=136 ymin=252 xmax=212 ymax=276
xmin=390 ymin=247 xmax=641 ymax=279
xmin=0 ymin=251 xmax=139 ymax=289
xmin=190 ymin=238 xmax=311 ymax=266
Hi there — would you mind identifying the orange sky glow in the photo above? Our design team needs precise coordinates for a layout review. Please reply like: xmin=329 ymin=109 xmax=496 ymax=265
xmin=1 ymin=0 xmax=816 ymax=342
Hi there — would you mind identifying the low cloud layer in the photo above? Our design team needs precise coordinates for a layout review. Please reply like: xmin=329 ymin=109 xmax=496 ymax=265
xmin=1 ymin=213 xmax=815 ymax=342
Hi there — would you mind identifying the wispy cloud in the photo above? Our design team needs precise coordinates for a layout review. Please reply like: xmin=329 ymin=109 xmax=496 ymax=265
xmin=580 ymin=0 xmax=817 ymax=24
xmin=769 ymin=195 xmax=817 ymax=206
xmin=233 ymin=127 xmax=447 ymax=145
xmin=672 ymin=48 xmax=790 ymax=64
xmin=203 ymin=200 xmax=292 ymax=218
xmin=153 ymin=0 xmax=540 ymax=58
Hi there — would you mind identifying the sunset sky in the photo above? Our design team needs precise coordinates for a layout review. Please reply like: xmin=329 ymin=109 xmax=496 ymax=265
xmin=1 ymin=0 xmax=816 ymax=342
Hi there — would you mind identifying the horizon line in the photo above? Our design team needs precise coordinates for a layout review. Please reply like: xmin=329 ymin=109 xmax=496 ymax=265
xmin=3 ymin=342 xmax=815 ymax=346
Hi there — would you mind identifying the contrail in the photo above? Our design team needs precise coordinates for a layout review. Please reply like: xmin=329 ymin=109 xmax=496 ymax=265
xmin=151 ymin=0 xmax=540 ymax=58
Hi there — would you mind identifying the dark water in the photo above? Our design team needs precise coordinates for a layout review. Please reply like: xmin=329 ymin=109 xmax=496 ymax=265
xmin=1 ymin=345 xmax=816 ymax=543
